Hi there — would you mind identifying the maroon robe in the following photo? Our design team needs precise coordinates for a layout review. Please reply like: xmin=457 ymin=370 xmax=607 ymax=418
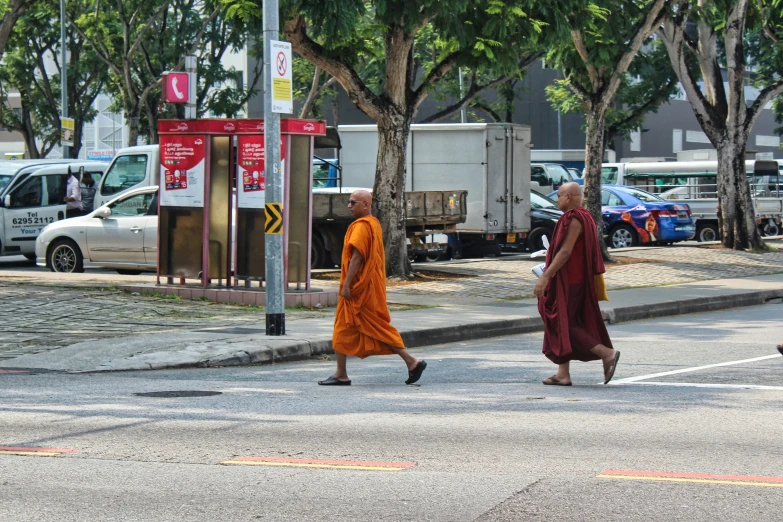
xmin=538 ymin=207 xmax=613 ymax=364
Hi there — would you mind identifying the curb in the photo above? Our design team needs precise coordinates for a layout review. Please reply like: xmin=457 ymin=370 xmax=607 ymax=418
xmin=199 ymin=288 xmax=783 ymax=370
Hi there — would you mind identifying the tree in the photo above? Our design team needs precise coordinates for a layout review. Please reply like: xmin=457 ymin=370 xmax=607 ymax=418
xmin=658 ymin=0 xmax=783 ymax=251
xmin=544 ymin=0 xmax=671 ymax=259
xmin=227 ymin=0 xmax=548 ymax=277
xmin=547 ymin=38 xmax=680 ymax=156
xmin=0 ymin=0 xmax=106 ymax=158
xmin=0 ymin=0 xmax=33 ymax=60
xmin=72 ymin=0 xmax=227 ymax=146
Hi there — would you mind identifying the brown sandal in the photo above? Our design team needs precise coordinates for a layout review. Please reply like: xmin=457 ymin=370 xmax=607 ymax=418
xmin=543 ymin=375 xmax=572 ymax=386
xmin=603 ymin=351 xmax=621 ymax=385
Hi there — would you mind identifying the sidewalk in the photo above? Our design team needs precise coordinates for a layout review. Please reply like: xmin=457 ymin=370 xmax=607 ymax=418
xmin=3 ymin=272 xmax=782 ymax=373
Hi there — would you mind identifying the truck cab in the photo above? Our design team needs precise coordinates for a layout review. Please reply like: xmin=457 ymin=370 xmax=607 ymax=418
xmin=94 ymin=145 xmax=160 ymax=208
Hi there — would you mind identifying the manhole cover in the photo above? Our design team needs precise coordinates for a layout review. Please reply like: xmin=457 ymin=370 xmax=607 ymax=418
xmin=134 ymin=391 xmax=222 ymax=398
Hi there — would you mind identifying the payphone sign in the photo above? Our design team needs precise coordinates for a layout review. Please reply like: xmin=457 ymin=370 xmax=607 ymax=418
xmin=237 ymin=134 xmax=287 ymax=209
xmin=159 ymin=134 xmax=206 ymax=207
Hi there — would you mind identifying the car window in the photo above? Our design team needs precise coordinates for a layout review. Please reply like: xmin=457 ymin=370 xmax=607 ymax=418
xmin=101 ymin=155 xmax=148 ymax=195
xmin=545 ymin=164 xmax=572 ymax=184
xmin=531 ymin=165 xmax=548 ymax=185
xmin=10 ymin=176 xmax=43 ymax=208
xmin=621 ymin=188 xmax=664 ymax=202
xmin=44 ymin=174 xmax=68 ymax=206
xmin=602 ymin=189 xmax=624 ymax=207
xmin=109 ymin=192 xmax=156 ymax=217
xmin=147 ymin=193 xmax=159 ymax=216
xmin=530 ymin=191 xmax=557 ymax=209
xmin=602 ymin=167 xmax=618 ymax=184
xmin=0 ymin=175 xmax=12 ymax=192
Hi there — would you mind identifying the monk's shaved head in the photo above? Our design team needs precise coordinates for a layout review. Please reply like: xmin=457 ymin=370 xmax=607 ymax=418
xmin=556 ymin=182 xmax=583 ymax=211
xmin=348 ymin=189 xmax=373 ymax=218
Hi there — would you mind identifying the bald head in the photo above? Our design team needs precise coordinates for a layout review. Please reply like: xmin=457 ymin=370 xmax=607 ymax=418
xmin=348 ymin=189 xmax=373 ymax=218
xmin=555 ymin=182 xmax=583 ymax=211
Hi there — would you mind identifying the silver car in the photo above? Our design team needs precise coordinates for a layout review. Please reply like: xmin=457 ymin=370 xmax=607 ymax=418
xmin=36 ymin=186 xmax=158 ymax=274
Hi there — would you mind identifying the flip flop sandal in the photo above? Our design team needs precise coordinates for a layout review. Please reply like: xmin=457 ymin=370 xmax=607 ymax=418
xmin=543 ymin=375 xmax=572 ymax=386
xmin=603 ymin=351 xmax=621 ymax=385
xmin=405 ymin=360 xmax=427 ymax=385
xmin=318 ymin=376 xmax=351 ymax=386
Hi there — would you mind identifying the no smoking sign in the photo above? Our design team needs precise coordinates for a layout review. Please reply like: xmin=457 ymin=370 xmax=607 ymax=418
xmin=270 ymin=40 xmax=293 ymax=114
xmin=276 ymin=52 xmax=287 ymax=76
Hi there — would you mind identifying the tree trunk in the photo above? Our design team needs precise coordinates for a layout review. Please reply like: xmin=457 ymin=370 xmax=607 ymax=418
xmin=127 ymin=113 xmax=140 ymax=147
xmin=583 ymin=104 xmax=614 ymax=261
xmin=716 ymin=137 xmax=767 ymax=251
xmin=373 ymin=117 xmax=410 ymax=278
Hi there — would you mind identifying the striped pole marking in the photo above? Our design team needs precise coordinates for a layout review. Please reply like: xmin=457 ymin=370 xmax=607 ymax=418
xmin=0 ymin=446 xmax=77 ymax=457
xmin=221 ymin=456 xmax=415 ymax=471
xmin=597 ymin=469 xmax=783 ymax=488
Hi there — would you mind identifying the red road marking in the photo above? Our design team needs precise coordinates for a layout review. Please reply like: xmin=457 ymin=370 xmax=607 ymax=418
xmin=601 ymin=469 xmax=783 ymax=484
xmin=0 ymin=370 xmax=30 ymax=374
xmin=235 ymin=456 xmax=415 ymax=468
xmin=0 ymin=446 xmax=76 ymax=453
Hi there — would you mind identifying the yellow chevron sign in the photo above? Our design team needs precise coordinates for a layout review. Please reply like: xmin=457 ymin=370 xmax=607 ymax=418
xmin=265 ymin=202 xmax=283 ymax=234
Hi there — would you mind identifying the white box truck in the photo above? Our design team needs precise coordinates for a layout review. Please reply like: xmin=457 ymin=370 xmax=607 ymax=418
xmin=337 ymin=123 xmax=532 ymax=257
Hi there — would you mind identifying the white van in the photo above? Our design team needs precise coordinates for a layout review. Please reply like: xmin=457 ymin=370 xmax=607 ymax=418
xmin=530 ymin=163 xmax=574 ymax=192
xmin=94 ymin=145 xmax=160 ymax=208
xmin=0 ymin=162 xmax=109 ymax=258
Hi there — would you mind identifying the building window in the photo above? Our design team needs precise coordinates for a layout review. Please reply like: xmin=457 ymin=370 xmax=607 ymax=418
xmin=756 ymin=135 xmax=781 ymax=148
xmin=673 ymin=129 xmax=683 ymax=153
xmin=630 ymin=129 xmax=641 ymax=152
xmin=686 ymin=130 xmax=711 ymax=144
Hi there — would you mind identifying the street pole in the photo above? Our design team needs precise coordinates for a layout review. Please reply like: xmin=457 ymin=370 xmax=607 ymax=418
xmin=263 ymin=0 xmax=285 ymax=335
xmin=60 ymin=0 xmax=69 ymax=159
xmin=557 ymin=109 xmax=562 ymax=150
xmin=458 ymin=68 xmax=466 ymax=124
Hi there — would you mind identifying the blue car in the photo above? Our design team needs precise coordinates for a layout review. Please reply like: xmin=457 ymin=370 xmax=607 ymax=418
xmin=547 ymin=185 xmax=696 ymax=248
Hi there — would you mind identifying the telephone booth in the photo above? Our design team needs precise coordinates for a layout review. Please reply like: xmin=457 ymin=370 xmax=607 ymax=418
xmin=234 ymin=119 xmax=326 ymax=290
xmin=157 ymin=119 xmax=236 ymax=287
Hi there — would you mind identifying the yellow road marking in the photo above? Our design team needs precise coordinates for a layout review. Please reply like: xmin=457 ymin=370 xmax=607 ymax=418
xmin=596 ymin=474 xmax=783 ymax=488
xmin=0 ymin=451 xmax=62 ymax=457
xmin=222 ymin=460 xmax=406 ymax=471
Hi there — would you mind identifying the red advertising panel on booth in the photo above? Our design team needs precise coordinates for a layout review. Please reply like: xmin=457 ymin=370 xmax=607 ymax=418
xmin=159 ymin=134 xmax=206 ymax=207
xmin=237 ymin=134 xmax=287 ymax=209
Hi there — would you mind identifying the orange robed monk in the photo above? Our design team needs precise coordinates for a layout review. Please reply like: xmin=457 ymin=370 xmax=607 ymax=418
xmin=318 ymin=189 xmax=427 ymax=386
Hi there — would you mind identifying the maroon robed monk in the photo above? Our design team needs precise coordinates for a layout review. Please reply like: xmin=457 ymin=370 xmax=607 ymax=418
xmin=533 ymin=182 xmax=620 ymax=386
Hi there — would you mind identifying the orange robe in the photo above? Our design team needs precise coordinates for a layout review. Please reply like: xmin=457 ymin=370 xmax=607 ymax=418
xmin=332 ymin=215 xmax=405 ymax=358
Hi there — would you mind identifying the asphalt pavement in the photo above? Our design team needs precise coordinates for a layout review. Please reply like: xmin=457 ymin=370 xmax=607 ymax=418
xmin=2 ymin=304 xmax=782 ymax=521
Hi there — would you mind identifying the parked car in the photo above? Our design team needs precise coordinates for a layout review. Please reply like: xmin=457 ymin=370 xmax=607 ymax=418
xmin=568 ymin=168 xmax=584 ymax=186
xmin=502 ymin=191 xmax=562 ymax=252
xmin=36 ymin=186 xmax=158 ymax=273
xmin=547 ymin=185 xmax=696 ymax=248
xmin=530 ymin=163 xmax=574 ymax=193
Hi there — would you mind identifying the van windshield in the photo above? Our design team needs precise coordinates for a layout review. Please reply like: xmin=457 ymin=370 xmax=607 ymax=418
xmin=602 ymin=167 xmax=618 ymax=184
xmin=101 ymin=155 xmax=148 ymax=195
xmin=0 ymin=175 xmax=12 ymax=192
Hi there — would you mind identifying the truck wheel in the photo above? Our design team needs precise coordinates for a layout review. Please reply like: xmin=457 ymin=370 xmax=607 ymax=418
xmin=696 ymin=223 xmax=719 ymax=242
xmin=49 ymin=239 xmax=84 ymax=273
xmin=609 ymin=224 xmax=638 ymax=249
xmin=527 ymin=227 xmax=553 ymax=252
xmin=761 ymin=220 xmax=780 ymax=237
xmin=311 ymin=234 xmax=326 ymax=269
xmin=424 ymin=252 xmax=442 ymax=262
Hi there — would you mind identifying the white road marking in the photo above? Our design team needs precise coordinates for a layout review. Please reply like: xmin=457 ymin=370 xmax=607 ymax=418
xmin=612 ymin=381 xmax=783 ymax=391
xmin=610 ymin=354 xmax=782 ymax=384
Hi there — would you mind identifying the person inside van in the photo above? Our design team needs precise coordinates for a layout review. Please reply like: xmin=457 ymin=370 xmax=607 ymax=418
xmin=80 ymin=172 xmax=97 ymax=213
xmin=63 ymin=169 xmax=82 ymax=218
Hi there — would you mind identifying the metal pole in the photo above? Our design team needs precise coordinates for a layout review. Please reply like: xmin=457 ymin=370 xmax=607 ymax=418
xmin=60 ymin=0 xmax=69 ymax=158
xmin=557 ymin=110 xmax=562 ymax=150
xmin=263 ymin=0 xmax=285 ymax=335
xmin=458 ymin=68 xmax=466 ymax=124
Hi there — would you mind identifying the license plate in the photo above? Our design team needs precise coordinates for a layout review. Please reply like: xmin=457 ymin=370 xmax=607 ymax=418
xmin=506 ymin=233 xmax=516 ymax=243
xmin=677 ymin=212 xmax=688 ymax=220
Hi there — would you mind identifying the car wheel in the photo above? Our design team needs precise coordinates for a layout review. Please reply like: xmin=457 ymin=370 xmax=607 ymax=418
xmin=24 ymin=254 xmax=36 ymax=262
xmin=610 ymin=224 xmax=638 ymax=249
xmin=696 ymin=223 xmax=719 ymax=242
xmin=49 ymin=239 xmax=84 ymax=273
xmin=527 ymin=227 xmax=553 ymax=252
xmin=116 ymin=269 xmax=142 ymax=275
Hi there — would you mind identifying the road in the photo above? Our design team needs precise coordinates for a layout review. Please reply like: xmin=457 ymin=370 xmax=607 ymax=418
xmin=1 ymin=304 xmax=782 ymax=521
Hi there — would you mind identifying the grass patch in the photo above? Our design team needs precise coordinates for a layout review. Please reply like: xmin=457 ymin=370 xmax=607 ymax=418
xmin=139 ymin=291 xmax=182 ymax=300
xmin=387 ymin=303 xmax=440 ymax=312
